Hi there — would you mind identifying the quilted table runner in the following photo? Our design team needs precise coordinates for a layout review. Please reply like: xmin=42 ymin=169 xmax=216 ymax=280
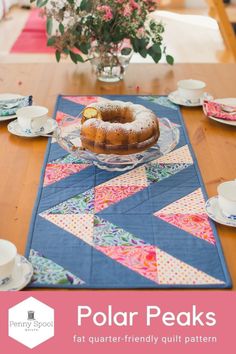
xmin=26 ymin=95 xmax=231 ymax=289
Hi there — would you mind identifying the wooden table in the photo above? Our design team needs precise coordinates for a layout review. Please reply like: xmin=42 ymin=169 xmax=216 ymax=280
xmin=0 ymin=63 xmax=235 ymax=289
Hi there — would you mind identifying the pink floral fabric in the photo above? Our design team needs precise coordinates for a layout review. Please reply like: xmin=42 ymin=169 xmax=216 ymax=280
xmin=203 ymin=100 xmax=236 ymax=121
xmin=94 ymin=185 xmax=145 ymax=212
xmin=64 ymin=96 xmax=98 ymax=106
xmin=44 ymin=164 xmax=89 ymax=186
xmin=97 ymin=245 xmax=158 ymax=281
xmin=55 ymin=111 xmax=68 ymax=124
xmin=156 ymin=213 xmax=215 ymax=244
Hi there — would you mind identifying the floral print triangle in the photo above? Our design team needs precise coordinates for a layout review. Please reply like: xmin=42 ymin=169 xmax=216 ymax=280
xmin=97 ymin=245 xmax=158 ymax=282
xmin=93 ymin=216 xmax=146 ymax=247
xmin=138 ymin=96 xmax=178 ymax=110
xmin=50 ymin=154 xmax=89 ymax=165
xmin=41 ymin=188 xmax=95 ymax=215
xmin=145 ymin=163 xmax=191 ymax=184
xmin=154 ymin=189 xmax=216 ymax=244
xmin=156 ymin=213 xmax=215 ymax=245
xmin=29 ymin=250 xmax=85 ymax=285
xmin=44 ymin=163 xmax=89 ymax=187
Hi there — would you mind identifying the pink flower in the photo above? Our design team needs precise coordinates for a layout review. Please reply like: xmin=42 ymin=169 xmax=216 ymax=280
xmin=97 ymin=5 xmax=113 ymax=22
xmin=123 ymin=4 xmax=132 ymax=16
xmin=130 ymin=0 xmax=141 ymax=14
xmin=130 ymin=0 xmax=139 ymax=10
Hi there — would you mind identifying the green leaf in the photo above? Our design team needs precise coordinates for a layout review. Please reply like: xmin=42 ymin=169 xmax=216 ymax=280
xmin=76 ymin=42 xmax=90 ymax=55
xmin=80 ymin=0 xmax=87 ymax=7
xmin=47 ymin=37 xmax=56 ymax=46
xmin=112 ymin=31 xmax=125 ymax=43
xmin=140 ymin=48 xmax=147 ymax=58
xmin=131 ymin=38 xmax=139 ymax=53
xmin=59 ymin=23 xmax=65 ymax=35
xmin=121 ymin=47 xmax=132 ymax=56
xmin=153 ymin=53 xmax=162 ymax=63
xmin=151 ymin=43 xmax=161 ymax=54
xmin=148 ymin=44 xmax=162 ymax=63
xmin=102 ymin=29 xmax=111 ymax=43
xmin=166 ymin=54 xmax=174 ymax=65
xmin=55 ymin=50 xmax=61 ymax=62
xmin=80 ymin=0 xmax=93 ymax=12
xmin=36 ymin=0 xmax=48 ymax=7
xmin=131 ymin=38 xmax=148 ymax=53
xmin=69 ymin=51 xmax=84 ymax=64
xmin=139 ymin=38 xmax=147 ymax=50
xmin=46 ymin=17 xmax=53 ymax=35
xmin=67 ymin=0 xmax=74 ymax=4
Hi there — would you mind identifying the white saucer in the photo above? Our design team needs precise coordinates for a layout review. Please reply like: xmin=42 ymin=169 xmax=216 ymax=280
xmin=205 ymin=196 xmax=236 ymax=228
xmin=168 ymin=90 xmax=203 ymax=107
xmin=7 ymin=117 xmax=57 ymax=138
xmin=207 ymin=98 xmax=236 ymax=127
xmin=0 ymin=255 xmax=33 ymax=291
xmin=168 ymin=91 xmax=213 ymax=107
xmin=0 ymin=93 xmax=23 ymax=121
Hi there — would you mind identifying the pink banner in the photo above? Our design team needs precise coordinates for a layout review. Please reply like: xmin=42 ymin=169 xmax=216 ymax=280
xmin=0 ymin=291 xmax=235 ymax=353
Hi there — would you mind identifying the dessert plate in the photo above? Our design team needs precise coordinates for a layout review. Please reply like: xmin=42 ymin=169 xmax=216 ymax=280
xmin=7 ymin=118 xmax=57 ymax=138
xmin=0 ymin=93 xmax=23 ymax=121
xmin=55 ymin=117 xmax=180 ymax=171
xmin=0 ymin=255 xmax=33 ymax=291
xmin=205 ymin=196 xmax=236 ymax=228
xmin=168 ymin=91 xmax=212 ymax=107
xmin=207 ymin=98 xmax=236 ymax=127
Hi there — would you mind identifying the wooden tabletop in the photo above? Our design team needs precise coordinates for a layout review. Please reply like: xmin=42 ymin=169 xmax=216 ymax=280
xmin=0 ymin=63 xmax=235 ymax=289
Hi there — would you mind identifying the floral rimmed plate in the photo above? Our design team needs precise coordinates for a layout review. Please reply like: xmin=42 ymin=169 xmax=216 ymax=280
xmin=206 ymin=98 xmax=236 ymax=127
xmin=168 ymin=91 xmax=213 ymax=107
xmin=8 ymin=118 xmax=57 ymax=138
xmin=0 ymin=93 xmax=23 ymax=121
xmin=0 ymin=255 xmax=33 ymax=291
xmin=205 ymin=196 xmax=236 ymax=228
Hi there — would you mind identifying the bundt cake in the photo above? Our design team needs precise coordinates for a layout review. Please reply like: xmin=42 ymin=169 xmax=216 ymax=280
xmin=80 ymin=100 xmax=160 ymax=155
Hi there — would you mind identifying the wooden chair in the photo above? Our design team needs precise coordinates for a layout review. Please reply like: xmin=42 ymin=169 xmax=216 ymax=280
xmin=206 ymin=0 xmax=236 ymax=60
xmin=159 ymin=0 xmax=236 ymax=61
xmin=159 ymin=0 xmax=186 ymax=9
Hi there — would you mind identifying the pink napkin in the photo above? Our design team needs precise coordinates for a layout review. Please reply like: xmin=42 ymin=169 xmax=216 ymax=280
xmin=203 ymin=100 xmax=236 ymax=121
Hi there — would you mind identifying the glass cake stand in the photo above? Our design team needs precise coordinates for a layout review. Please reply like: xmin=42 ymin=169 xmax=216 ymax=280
xmin=54 ymin=116 xmax=180 ymax=171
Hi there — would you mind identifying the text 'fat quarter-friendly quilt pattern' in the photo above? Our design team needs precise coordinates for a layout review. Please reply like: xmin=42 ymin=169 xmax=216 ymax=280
xmin=25 ymin=95 xmax=231 ymax=289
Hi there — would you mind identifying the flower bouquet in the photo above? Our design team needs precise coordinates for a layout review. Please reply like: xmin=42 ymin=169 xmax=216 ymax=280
xmin=32 ymin=0 xmax=173 ymax=81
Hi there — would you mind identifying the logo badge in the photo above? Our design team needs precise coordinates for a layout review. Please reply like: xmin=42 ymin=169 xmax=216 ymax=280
xmin=27 ymin=310 xmax=36 ymax=321
xmin=8 ymin=297 xmax=54 ymax=349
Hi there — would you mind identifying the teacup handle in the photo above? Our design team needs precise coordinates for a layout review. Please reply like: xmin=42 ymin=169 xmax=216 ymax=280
xmin=29 ymin=117 xmax=40 ymax=133
xmin=21 ymin=117 xmax=35 ymax=133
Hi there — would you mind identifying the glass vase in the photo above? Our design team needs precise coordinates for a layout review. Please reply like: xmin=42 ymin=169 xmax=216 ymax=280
xmin=89 ymin=41 xmax=133 ymax=83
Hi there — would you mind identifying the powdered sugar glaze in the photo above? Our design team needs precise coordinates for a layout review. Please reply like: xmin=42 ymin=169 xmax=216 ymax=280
xmin=83 ymin=100 xmax=158 ymax=132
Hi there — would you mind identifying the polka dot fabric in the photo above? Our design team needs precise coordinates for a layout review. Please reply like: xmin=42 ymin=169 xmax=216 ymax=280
xmin=156 ymin=248 xmax=224 ymax=285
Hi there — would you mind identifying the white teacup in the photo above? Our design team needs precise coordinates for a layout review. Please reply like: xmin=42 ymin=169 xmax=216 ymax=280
xmin=17 ymin=106 xmax=48 ymax=134
xmin=177 ymin=79 xmax=206 ymax=102
xmin=0 ymin=239 xmax=17 ymax=285
xmin=217 ymin=181 xmax=236 ymax=219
